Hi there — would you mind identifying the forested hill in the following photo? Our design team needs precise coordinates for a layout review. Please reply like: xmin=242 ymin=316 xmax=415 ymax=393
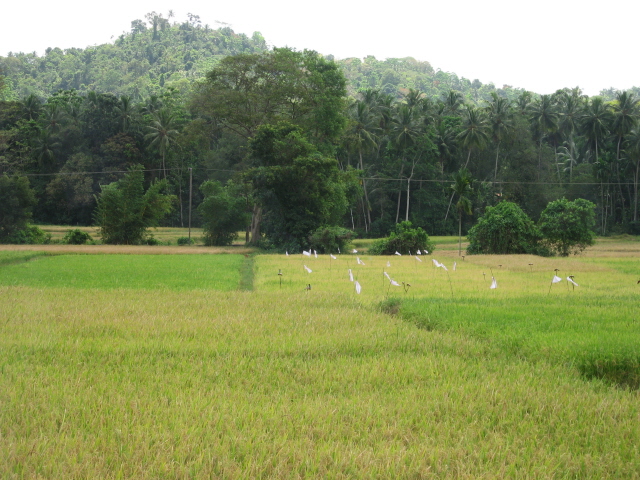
xmin=4 ymin=12 xmax=635 ymax=104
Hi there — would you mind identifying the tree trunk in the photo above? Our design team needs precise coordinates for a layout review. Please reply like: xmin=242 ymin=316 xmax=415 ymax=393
xmin=494 ymin=142 xmax=500 ymax=184
xmin=248 ymin=204 xmax=262 ymax=245
xmin=458 ymin=213 xmax=462 ymax=256
xmin=395 ymin=161 xmax=405 ymax=224
xmin=634 ymin=158 xmax=639 ymax=222
xmin=359 ymin=150 xmax=372 ymax=232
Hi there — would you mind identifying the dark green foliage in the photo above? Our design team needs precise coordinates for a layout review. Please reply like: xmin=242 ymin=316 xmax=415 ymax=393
xmin=368 ymin=221 xmax=435 ymax=255
xmin=248 ymin=122 xmax=359 ymax=251
xmin=466 ymin=202 xmax=543 ymax=255
xmin=539 ymin=198 xmax=596 ymax=256
xmin=63 ymin=229 xmax=93 ymax=245
xmin=93 ymin=165 xmax=175 ymax=244
xmin=308 ymin=226 xmax=354 ymax=254
xmin=177 ymin=236 xmax=194 ymax=245
xmin=0 ymin=175 xmax=37 ymax=241
xmin=6 ymin=224 xmax=51 ymax=244
xmin=198 ymin=180 xmax=250 ymax=246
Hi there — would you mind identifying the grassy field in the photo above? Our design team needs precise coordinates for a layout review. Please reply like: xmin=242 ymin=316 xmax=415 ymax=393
xmin=1 ymin=240 xmax=639 ymax=478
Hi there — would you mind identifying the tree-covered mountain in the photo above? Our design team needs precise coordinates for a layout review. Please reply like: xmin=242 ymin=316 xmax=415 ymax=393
xmin=1 ymin=13 xmax=640 ymax=245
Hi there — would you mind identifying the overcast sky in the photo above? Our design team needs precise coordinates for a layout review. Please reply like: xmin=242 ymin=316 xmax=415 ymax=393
xmin=2 ymin=0 xmax=637 ymax=96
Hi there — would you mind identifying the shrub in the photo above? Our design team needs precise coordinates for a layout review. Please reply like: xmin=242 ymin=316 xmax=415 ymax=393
xmin=466 ymin=201 xmax=543 ymax=255
xmin=368 ymin=221 xmax=435 ymax=255
xmin=177 ymin=236 xmax=194 ymax=246
xmin=63 ymin=229 xmax=93 ymax=245
xmin=539 ymin=198 xmax=596 ymax=256
xmin=6 ymin=224 xmax=52 ymax=244
xmin=308 ymin=226 xmax=354 ymax=254
xmin=198 ymin=180 xmax=250 ymax=246
xmin=93 ymin=165 xmax=175 ymax=245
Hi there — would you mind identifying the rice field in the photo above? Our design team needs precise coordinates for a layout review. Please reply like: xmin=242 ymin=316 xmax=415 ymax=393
xmin=1 ymin=239 xmax=639 ymax=478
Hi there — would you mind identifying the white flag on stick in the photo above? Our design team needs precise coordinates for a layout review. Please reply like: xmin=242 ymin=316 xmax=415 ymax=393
xmin=303 ymin=250 xmax=311 ymax=257
xmin=357 ymin=257 xmax=365 ymax=265
xmin=286 ymin=251 xmax=289 ymax=256
xmin=304 ymin=265 xmax=312 ymax=273
xmin=424 ymin=250 xmax=429 ymax=254
xmin=354 ymin=281 xmax=362 ymax=294
xmin=386 ymin=261 xmax=391 ymax=267
xmin=415 ymin=256 xmax=422 ymax=262
xmin=352 ymin=249 xmax=358 ymax=253
xmin=432 ymin=259 xmax=440 ymax=267
xmin=314 ymin=250 xmax=318 ymax=258
xmin=417 ymin=250 xmax=422 ymax=255
xmin=567 ymin=277 xmax=579 ymax=286
xmin=390 ymin=279 xmax=401 ymax=287
xmin=552 ymin=275 xmax=562 ymax=283
xmin=490 ymin=277 xmax=498 ymax=289
xmin=395 ymin=251 xmax=402 ymax=256
xmin=383 ymin=271 xmax=391 ymax=280
xmin=440 ymin=263 xmax=448 ymax=272
xmin=330 ymin=254 xmax=337 ymax=260
xmin=348 ymin=269 xmax=354 ymax=282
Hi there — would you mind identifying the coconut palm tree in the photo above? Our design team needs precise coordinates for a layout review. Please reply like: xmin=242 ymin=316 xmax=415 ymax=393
xmin=485 ymin=92 xmax=513 ymax=183
xmin=528 ymin=94 xmax=559 ymax=180
xmin=625 ymin=128 xmax=640 ymax=222
xmin=580 ymin=96 xmax=612 ymax=166
xmin=444 ymin=106 xmax=489 ymax=222
xmin=348 ymin=99 xmax=379 ymax=231
xmin=451 ymin=168 xmax=473 ymax=256
xmin=145 ymin=109 xmax=179 ymax=180
xmin=391 ymin=104 xmax=422 ymax=223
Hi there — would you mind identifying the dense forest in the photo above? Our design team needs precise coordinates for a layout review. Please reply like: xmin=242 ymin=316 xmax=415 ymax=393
xmin=1 ymin=12 xmax=639 ymax=247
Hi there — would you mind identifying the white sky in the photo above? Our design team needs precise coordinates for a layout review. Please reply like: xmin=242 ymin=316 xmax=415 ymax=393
xmin=2 ymin=0 xmax=637 ymax=96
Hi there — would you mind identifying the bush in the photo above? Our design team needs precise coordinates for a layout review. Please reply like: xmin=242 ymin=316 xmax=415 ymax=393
xmin=63 ymin=229 xmax=93 ymax=245
xmin=308 ymin=226 xmax=354 ymax=254
xmin=177 ymin=236 xmax=194 ymax=246
xmin=6 ymin=224 xmax=52 ymax=244
xmin=466 ymin=201 xmax=543 ymax=255
xmin=539 ymin=198 xmax=596 ymax=256
xmin=199 ymin=180 xmax=250 ymax=246
xmin=368 ymin=221 xmax=435 ymax=255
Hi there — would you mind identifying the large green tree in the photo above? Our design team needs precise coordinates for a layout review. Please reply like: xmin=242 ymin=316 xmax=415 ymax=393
xmin=246 ymin=122 xmax=358 ymax=251
xmin=0 ymin=175 xmax=37 ymax=241
xmin=192 ymin=47 xmax=347 ymax=146
xmin=539 ymin=198 xmax=596 ymax=256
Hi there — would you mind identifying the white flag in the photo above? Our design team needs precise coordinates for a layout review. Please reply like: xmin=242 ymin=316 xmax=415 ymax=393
xmin=314 ymin=250 xmax=318 ymax=258
xmin=453 ymin=261 xmax=457 ymax=271
xmin=386 ymin=261 xmax=391 ymax=267
xmin=567 ymin=277 xmax=579 ymax=286
xmin=417 ymin=250 xmax=421 ymax=255
xmin=390 ymin=279 xmax=401 ymax=286
xmin=432 ymin=259 xmax=440 ymax=267
xmin=304 ymin=265 xmax=312 ymax=273
xmin=490 ymin=277 xmax=498 ymax=289
xmin=415 ymin=256 xmax=422 ymax=262
xmin=383 ymin=271 xmax=391 ymax=280
xmin=348 ymin=269 xmax=354 ymax=282
xmin=424 ymin=250 xmax=429 ymax=254
xmin=409 ymin=250 xmax=412 ymax=256
xmin=440 ymin=264 xmax=448 ymax=272
xmin=357 ymin=257 xmax=365 ymax=265
xmin=395 ymin=251 xmax=401 ymax=256
xmin=352 ymin=249 xmax=358 ymax=253
xmin=303 ymin=250 xmax=311 ymax=257
xmin=552 ymin=275 xmax=562 ymax=283
xmin=354 ymin=281 xmax=362 ymax=294
xmin=286 ymin=251 xmax=289 ymax=256
xmin=330 ymin=254 xmax=337 ymax=260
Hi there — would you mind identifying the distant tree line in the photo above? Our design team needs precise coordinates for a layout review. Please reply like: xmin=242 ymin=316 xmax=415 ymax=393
xmin=1 ymin=14 xmax=640 ymax=248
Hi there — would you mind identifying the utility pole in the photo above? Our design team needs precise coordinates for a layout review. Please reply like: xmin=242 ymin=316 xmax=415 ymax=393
xmin=188 ymin=167 xmax=193 ymax=241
